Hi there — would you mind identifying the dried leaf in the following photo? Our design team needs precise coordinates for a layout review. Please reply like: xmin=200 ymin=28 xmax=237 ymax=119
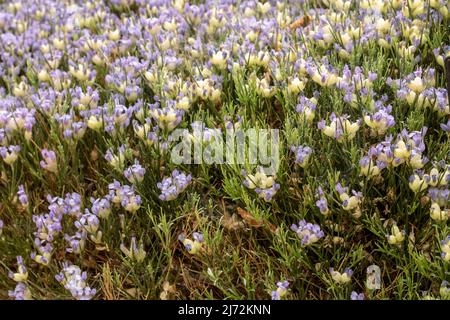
xmin=162 ymin=281 xmax=176 ymax=293
xmin=101 ymin=263 xmax=115 ymax=300
xmin=82 ymin=255 xmax=97 ymax=269
xmin=160 ymin=291 xmax=168 ymax=300
xmin=221 ymin=211 xmax=245 ymax=231
xmin=125 ymin=287 xmax=140 ymax=298
xmin=289 ymin=15 xmax=311 ymax=30
xmin=55 ymin=247 xmax=67 ymax=261
xmin=420 ymin=196 xmax=430 ymax=206
xmin=237 ymin=207 xmax=263 ymax=228
xmin=160 ymin=281 xmax=176 ymax=300
xmin=236 ymin=207 xmax=277 ymax=233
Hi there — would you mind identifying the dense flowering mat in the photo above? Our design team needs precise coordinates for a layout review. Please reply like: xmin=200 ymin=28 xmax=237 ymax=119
xmin=0 ymin=0 xmax=449 ymax=300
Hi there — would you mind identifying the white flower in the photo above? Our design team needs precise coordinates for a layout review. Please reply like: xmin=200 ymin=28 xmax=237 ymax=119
xmin=387 ymin=225 xmax=405 ymax=245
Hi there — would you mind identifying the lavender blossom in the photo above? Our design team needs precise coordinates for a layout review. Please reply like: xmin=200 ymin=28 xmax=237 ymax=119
xmin=91 ymin=197 xmax=111 ymax=219
xmin=124 ymin=159 xmax=146 ymax=184
xmin=178 ymin=232 xmax=204 ymax=255
xmin=157 ymin=170 xmax=192 ymax=201
xmin=0 ymin=145 xmax=20 ymax=165
xmin=330 ymin=268 xmax=353 ymax=284
xmin=17 ymin=185 xmax=28 ymax=207
xmin=8 ymin=256 xmax=28 ymax=282
xmin=271 ymin=281 xmax=289 ymax=300
xmin=55 ymin=264 xmax=96 ymax=300
xmin=291 ymin=220 xmax=324 ymax=246
xmin=40 ymin=149 xmax=58 ymax=173
xmin=350 ymin=291 xmax=365 ymax=300
xmin=8 ymin=283 xmax=32 ymax=300
xmin=290 ymin=145 xmax=313 ymax=168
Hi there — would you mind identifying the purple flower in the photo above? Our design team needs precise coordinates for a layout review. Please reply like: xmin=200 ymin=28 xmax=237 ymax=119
xmin=0 ymin=145 xmax=20 ymax=165
xmin=8 ymin=283 xmax=31 ymax=300
xmin=291 ymin=145 xmax=312 ymax=168
xmin=271 ymin=280 xmax=289 ymax=300
xmin=40 ymin=149 xmax=58 ymax=173
xmin=441 ymin=120 xmax=450 ymax=133
xmin=178 ymin=232 xmax=203 ymax=255
xmin=193 ymin=232 xmax=204 ymax=243
xmin=8 ymin=256 xmax=28 ymax=282
xmin=32 ymin=211 xmax=63 ymax=242
xmin=74 ymin=210 xmax=100 ymax=234
xmin=350 ymin=291 xmax=365 ymax=300
xmin=17 ymin=185 xmax=28 ymax=206
xmin=255 ymin=183 xmax=280 ymax=202
xmin=335 ymin=183 xmax=347 ymax=195
xmin=291 ymin=220 xmax=324 ymax=246
xmin=243 ymin=169 xmax=280 ymax=201
xmin=157 ymin=170 xmax=192 ymax=201
xmin=315 ymin=197 xmax=328 ymax=214
xmin=91 ymin=197 xmax=111 ymax=219
xmin=55 ymin=263 xmax=96 ymax=300
xmin=108 ymin=180 xmax=141 ymax=212
xmin=364 ymin=105 xmax=395 ymax=135
xmin=64 ymin=193 xmax=82 ymax=217
xmin=330 ymin=267 xmax=353 ymax=284
xmin=124 ymin=159 xmax=146 ymax=184
xmin=65 ymin=231 xmax=87 ymax=254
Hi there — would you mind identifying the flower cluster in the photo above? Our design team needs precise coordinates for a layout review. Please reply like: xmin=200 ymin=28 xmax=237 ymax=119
xmin=290 ymin=145 xmax=313 ymax=168
xmin=90 ymin=197 xmax=112 ymax=220
xmin=296 ymin=95 xmax=317 ymax=123
xmin=8 ymin=283 xmax=32 ymax=300
xmin=31 ymin=196 xmax=64 ymax=265
xmin=318 ymin=113 xmax=360 ymax=142
xmin=426 ymin=164 xmax=450 ymax=221
xmin=330 ymin=268 xmax=353 ymax=284
xmin=363 ymin=104 xmax=395 ymax=136
xmin=17 ymin=185 xmax=28 ymax=207
xmin=55 ymin=264 xmax=96 ymax=300
xmin=387 ymin=225 xmax=405 ymax=245
xmin=151 ymin=105 xmax=184 ymax=131
xmin=389 ymin=68 xmax=449 ymax=115
xmin=124 ymin=159 xmax=146 ymax=184
xmin=291 ymin=220 xmax=324 ymax=246
xmin=54 ymin=112 xmax=87 ymax=141
xmin=105 ymin=145 xmax=131 ymax=172
xmin=0 ymin=0 xmax=449 ymax=301
xmin=7 ymin=256 xmax=31 ymax=300
xmin=66 ymin=209 xmax=101 ymax=254
xmin=40 ymin=149 xmax=58 ymax=173
xmin=335 ymin=183 xmax=363 ymax=218
xmin=178 ymin=232 xmax=204 ymax=255
xmin=108 ymin=180 xmax=142 ymax=213
xmin=243 ymin=168 xmax=280 ymax=202
xmin=0 ymin=145 xmax=20 ymax=165
xmin=350 ymin=291 xmax=365 ymax=300
xmin=8 ymin=256 xmax=28 ymax=282
xmin=157 ymin=170 xmax=192 ymax=201
xmin=360 ymin=128 xmax=428 ymax=178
